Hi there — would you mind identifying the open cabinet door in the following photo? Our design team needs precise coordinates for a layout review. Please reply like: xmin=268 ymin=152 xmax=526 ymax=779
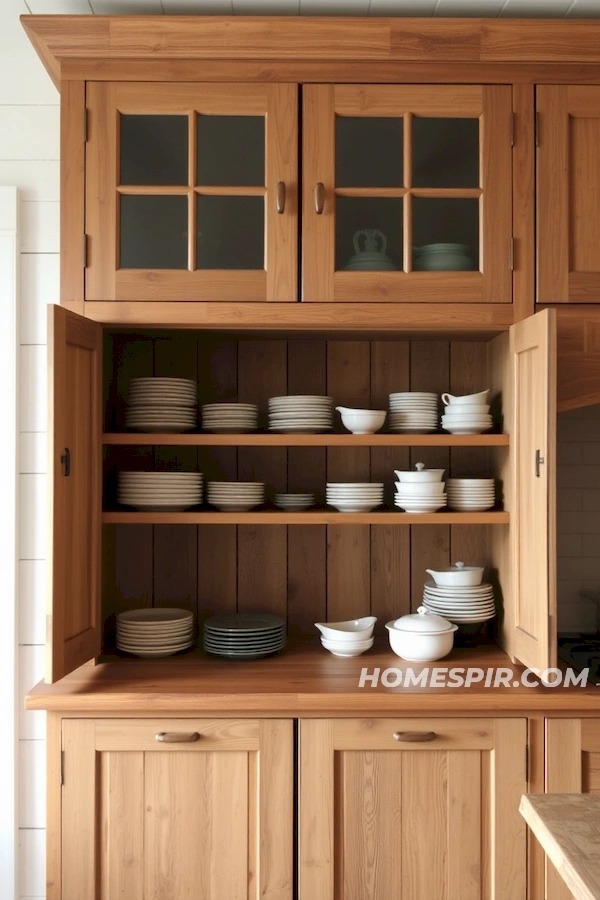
xmin=47 ymin=306 xmax=103 ymax=683
xmin=509 ymin=309 xmax=557 ymax=672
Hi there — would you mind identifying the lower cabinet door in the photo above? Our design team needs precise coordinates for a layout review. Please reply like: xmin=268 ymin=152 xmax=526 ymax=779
xmin=546 ymin=718 xmax=600 ymax=899
xmin=299 ymin=717 xmax=527 ymax=900
xmin=61 ymin=718 xmax=293 ymax=900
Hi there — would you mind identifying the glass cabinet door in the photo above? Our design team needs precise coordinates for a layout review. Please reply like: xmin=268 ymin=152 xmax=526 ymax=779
xmin=86 ymin=82 xmax=297 ymax=302
xmin=302 ymin=84 xmax=512 ymax=304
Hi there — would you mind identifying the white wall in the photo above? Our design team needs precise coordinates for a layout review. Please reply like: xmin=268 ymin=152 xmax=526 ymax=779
xmin=2 ymin=1 xmax=59 ymax=896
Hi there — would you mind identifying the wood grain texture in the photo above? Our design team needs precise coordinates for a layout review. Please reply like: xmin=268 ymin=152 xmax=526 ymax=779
xmin=46 ymin=713 xmax=62 ymax=900
xmin=546 ymin=719 xmax=585 ymax=900
xmin=60 ymin=79 xmax=85 ymax=314
xmin=104 ymin=432 xmax=510 ymax=447
xmin=512 ymin=84 xmax=535 ymax=323
xmin=100 ymin=750 xmax=144 ymax=900
xmin=61 ymin=719 xmax=97 ymax=900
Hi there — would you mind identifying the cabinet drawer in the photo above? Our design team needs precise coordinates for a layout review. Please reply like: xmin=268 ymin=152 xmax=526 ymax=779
xmin=332 ymin=717 xmax=495 ymax=750
xmin=93 ymin=717 xmax=260 ymax=751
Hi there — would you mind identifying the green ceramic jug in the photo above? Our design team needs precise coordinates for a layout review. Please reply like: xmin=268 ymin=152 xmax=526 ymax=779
xmin=344 ymin=229 xmax=400 ymax=271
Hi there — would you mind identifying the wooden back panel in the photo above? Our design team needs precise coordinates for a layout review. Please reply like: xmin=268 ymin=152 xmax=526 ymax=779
xmin=101 ymin=333 xmax=494 ymax=644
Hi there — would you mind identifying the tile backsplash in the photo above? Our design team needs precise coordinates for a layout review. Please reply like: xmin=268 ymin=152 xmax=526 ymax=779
xmin=557 ymin=403 xmax=600 ymax=633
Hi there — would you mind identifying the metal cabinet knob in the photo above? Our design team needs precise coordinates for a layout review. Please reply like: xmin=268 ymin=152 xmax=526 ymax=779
xmin=393 ymin=731 xmax=436 ymax=742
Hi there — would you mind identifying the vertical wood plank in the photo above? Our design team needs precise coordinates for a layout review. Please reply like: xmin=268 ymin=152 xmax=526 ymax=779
xmin=327 ymin=525 xmax=371 ymax=621
xmin=493 ymin=719 xmax=527 ymax=900
xmin=237 ymin=340 xmax=287 ymax=619
xmin=287 ymin=340 xmax=327 ymax=630
xmin=209 ymin=753 xmax=248 ymax=898
xmin=259 ymin=720 xmax=294 ymax=899
xmin=482 ymin=85 xmax=513 ymax=304
xmin=546 ymin=719 xmax=583 ymax=900
xmin=100 ymin=751 xmax=144 ymax=900
xmin=537 ymin=85 xmax=569 ymax=303
xmin=85 ymin=82 xmax=117 ymax=301
xmin=512 ymin=83 xmax=535 ymax=321
xmin=62 ymin=720 xmax=97 ymax=900
xmin=410 ymin=341 xmax=450 ymax=610
xmin=302 ymin=85 xmax=335 ymax=301
xmin=447 ymin=750 xmax=481 ymax=899
xmin=266 ymin=83 xmax=298 ymax=302
xmin=61 ymin=79 xmax=86 ymax=313
xmin=370 ymin=340 xmax=411 ymax=627
xmin=299 ymin=720 xmax=335 ymax=900
xmin=46 ymin=713 xmax=62 ymax=900
xmin=401 ymin=751 xmax=448 ymax=898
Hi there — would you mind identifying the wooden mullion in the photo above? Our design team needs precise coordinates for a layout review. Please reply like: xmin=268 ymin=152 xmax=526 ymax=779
xmin=404 ymin=111 xmax=412 ymax=273
xmin=117 ymin=185 xmax=190 ymax=195
xmin=410 ymin=187 xmax=483 ymax=199
xmin=193 ymin=185 xmax=267 ymax=196
xmin=334 ymin=187 xmax=408 ymax=198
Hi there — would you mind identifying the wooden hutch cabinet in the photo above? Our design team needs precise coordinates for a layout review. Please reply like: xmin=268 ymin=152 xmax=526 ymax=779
xmin=21 ymin=14 xmax=600 ymax=900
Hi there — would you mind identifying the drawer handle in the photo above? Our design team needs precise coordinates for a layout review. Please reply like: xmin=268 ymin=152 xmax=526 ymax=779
xmin=314 ymin=182 xmax=325 ymax=215
xmin=155 ymin=732 xmax=201 ymax=743
xmin=393 ymin=731 xmax=436 ymax=743
xmin=276 ymin=181 xmax=286 ymax=214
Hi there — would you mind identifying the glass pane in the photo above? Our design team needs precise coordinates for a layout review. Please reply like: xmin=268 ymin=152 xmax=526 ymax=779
xmin=412 ymin=118 xmax=479 ymax=188
xmin=336 ymin=117 xmax=403 ymax=187
xmin=197 ymin=196 xmax=264 ymax=269
xmin=336 ymin=198 xmax=403 ymax=271
xmin=120 ymin=195 xmax=188 ymax=269
xmin=197 ymin=116 xmax=264 ymax=186
xmin=120 ymin=115 xmax=188 ymax=186
xmin=412 ymin=198 xmax=479 ymax=271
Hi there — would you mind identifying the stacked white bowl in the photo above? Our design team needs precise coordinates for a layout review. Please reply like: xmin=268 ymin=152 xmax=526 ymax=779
xmin=207 ymin=481 xmax=264 ymax=511
xmin=201 ymin=402 xmax=258 ymax=433
xmin=116 ymin=608 xmax=194 ymax=658
xmin=126 ymin=377 xmax=197 ymax=432
xmin=326 ymin=482 xmax=384 ymax=513
xmin=447 ymin=478 xmax=496 ymax=511
xmin=315 ymin=616 xmax=376 ymax=657
xmin=441 ymin=389 xmax=492 ymax=434
xmin=268 ymin=395 xmax=333 ymax=433
xmin=388 ymin=392 xmax=438 ymax=433
xmin=394 ymin=462 xmax=446 ymax=513
xmin=336 ymin=406 xmax=386 ymax=434
xmin=422 ymin=562 xmax=496 ymax=626
xmin=117 ymin=471 xmax=204 ymax=511
xmin=274 ymin=492 xmax=315 ymax=511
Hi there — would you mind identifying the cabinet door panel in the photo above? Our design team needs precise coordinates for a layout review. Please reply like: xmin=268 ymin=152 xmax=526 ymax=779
xmin=546 ymin=718 xmax=600 ymax=899
xmin=537 ymin=85 xmax=600 ymax=303
xmin=48 ymin=307 xmax=103 ymax=682
xmin=302 ymin=84 xmax=512 ymax=304
xmin=300 ymin=717 xmax=527 ymax=900
xmin=61 ymin=718 xmax=293 ymax=900
xmin=86 ymin=82 xmax=297 ymax=303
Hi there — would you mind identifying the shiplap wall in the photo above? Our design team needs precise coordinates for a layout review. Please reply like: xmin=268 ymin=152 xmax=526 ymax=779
xmin=2 ymin=1 xmax=59 ymax=896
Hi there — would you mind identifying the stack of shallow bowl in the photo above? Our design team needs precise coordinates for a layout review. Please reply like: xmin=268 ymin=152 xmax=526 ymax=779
xmin=206 ymin=481 xmax=264 ymax=511
xmin=394 ymin=462 xmax=446 ymax=513
xmin=203 ymin=613 xmax=286 ymax=659
xmin=116 ymin=608 xmax=194 ymax=658
xmin=268 ymin=395 xmax=333 ymax=433
xmin=447 ymin=478 xmax=495 ymax=511
xmin=422 ymin=562 xmax=496 ymax=626
xmin=441 ymin=389 xmax=492 ymax=435
xmin=201 ymin=402 xmax=258 ymax=433
xmin=326 ymin=482 xmax=384 ymax=513
xmin=126 ymin=377 xmax=197 ymax=432
xmin=388 ymin=392 xmax=438 ymax=433
xmin=314 ymin=616 xmax=376 ymax=657
xmin=117 ymin=471 xmax=203 ymax=511
xmin=274 ymin=492 xmax=314 ymax=511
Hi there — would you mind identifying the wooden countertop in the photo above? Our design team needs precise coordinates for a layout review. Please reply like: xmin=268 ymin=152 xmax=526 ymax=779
xmin=26 ymin=639 xmax=600 ymax=714
xmin=520 ymin=795 xmax=600 ymax=900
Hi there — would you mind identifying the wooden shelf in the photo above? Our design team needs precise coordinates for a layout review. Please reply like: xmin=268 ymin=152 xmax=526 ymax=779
xmin=102 ymin=510 xmax=509 ymax=525
xmin=103 ymin=432 xmax=509 ymax=447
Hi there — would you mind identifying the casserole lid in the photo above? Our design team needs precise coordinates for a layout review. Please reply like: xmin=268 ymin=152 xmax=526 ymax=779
xmin=390 ymin=606 xmax=455 ymax=634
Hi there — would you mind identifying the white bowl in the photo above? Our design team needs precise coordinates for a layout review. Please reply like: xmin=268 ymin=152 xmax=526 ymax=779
xmin=336 ymin=406 xmax=387 ymax=435
xmin=315 ymin=616 xmax=377 ymax=641
xmin=321 ymin=638 xmax=374 ymax=657
xmin=394 ymin=482 xmax=446 ymax=495
xmin=321 ymin=636 xmax=374 ymax=649
xmin=394 ymin=463 xmax=444 ymax=483
xmin=441 ymin=390 xmax=490 ymax=406
xmin=425 ymin=562 xmax=484 ymax=586
xmin=329 ymin=501 xmax=382 ymax=513
xmin=440 ymin=404 xmax=489 ymax=416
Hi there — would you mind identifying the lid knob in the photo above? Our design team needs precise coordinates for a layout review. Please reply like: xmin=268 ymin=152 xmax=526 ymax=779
xmin=415 ymin=462 xmax=425 ymax=472
xmin=454 ymin=561 xmax=465 ymax=570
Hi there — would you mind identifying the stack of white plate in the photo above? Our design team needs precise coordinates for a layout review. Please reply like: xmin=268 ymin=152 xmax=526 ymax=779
xmin=268 ymin=395 xmax=333 ymax=433
xmin=126 ymin=377 xmax=197 ymax=432
xmin=389 ymin=392 xmax=438 ymax=433
xmin=447 ymin=478 xmax=496 ymax=511
xmin=201 ymin=403 xmax=258 ymax=433
xmin=274 ymin=492 xmax=315 ymax=511
xmin=394 ymin=463 xmax=446 ymax=513
xmin=326 ymin=482 xmax=384 ymax=513
xmin=203 ymin=613 xmax=286 ymax=659
xmin=116 ymin=608 xmax=194 ymax=658
xmin=207 ymin=481 xmax=265 ymax=511
xmin=117 ymin=471 xmax=203 ymax=511
xmin=441 ymin=391 xmax=492 ymax=435
xmin=422 ymin=581 xmax=496 ymax=625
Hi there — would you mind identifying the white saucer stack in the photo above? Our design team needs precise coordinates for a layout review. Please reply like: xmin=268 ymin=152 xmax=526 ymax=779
xmin=116 ymin=607 xmax=194 ymax=658
xmin=274 ymin=492 xmax=315 ymax=511
xmin=126 ymin=377 xmax=197 ymax=432
xmin=201 ymin=402 xmax=258 ymax=433
xmin=117 ymin=471 xmax=204 ymax=511
xmin=447 ymin=478 xmax=496 ymax=511
xmin=268 ymin=395 xmax=333 ymax=433
xmin=326 ymin=482 xmax=384 ymax=513
xmin=389 ymin=392 xmax=438 ymax=433
xmin=207 ymin=481 xmax=265 ymax=511
xmin=422 ymin=581 xmax=496 ymax=625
